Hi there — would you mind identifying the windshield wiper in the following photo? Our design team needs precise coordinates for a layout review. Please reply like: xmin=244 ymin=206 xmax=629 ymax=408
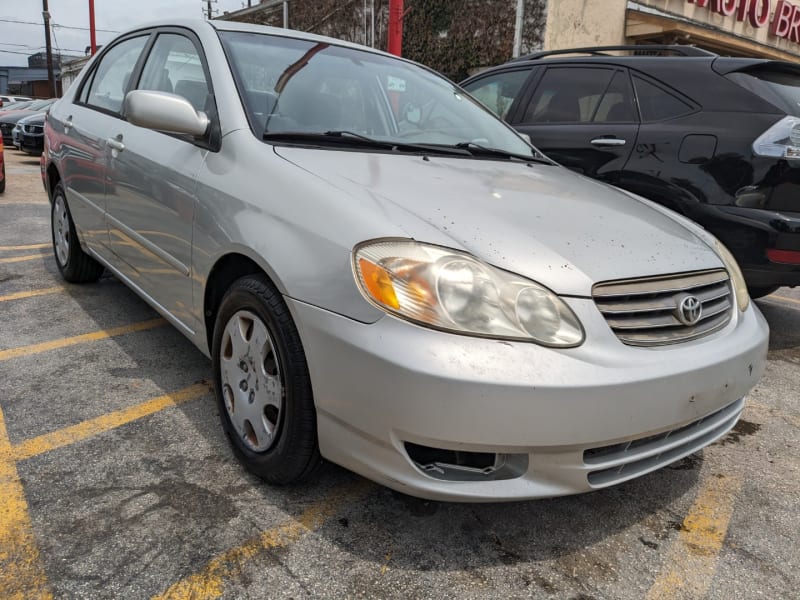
xmin=263 ymin=130 xmax=470 ymax=156
xmin=454 ymin=141 xmax=551 ymax=164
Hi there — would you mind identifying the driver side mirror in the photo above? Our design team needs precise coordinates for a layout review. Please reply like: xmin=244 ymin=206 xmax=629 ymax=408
xmin=124 ymin=90 xmax=210 ymax=137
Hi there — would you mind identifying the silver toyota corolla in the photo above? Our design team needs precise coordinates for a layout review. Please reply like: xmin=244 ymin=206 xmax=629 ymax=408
xmin=42 ymin=20 xmax=769 ymax=501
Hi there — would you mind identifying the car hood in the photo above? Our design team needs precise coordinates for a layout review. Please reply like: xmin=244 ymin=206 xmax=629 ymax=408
xmin=274 ymin=148 xmax=723 ymax=297
xmin=0 ymin=110 xmax=35 ymax=124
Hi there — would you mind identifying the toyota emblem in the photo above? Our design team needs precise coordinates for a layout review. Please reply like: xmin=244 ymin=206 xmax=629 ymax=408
xmin=678 ymin=295 xmax=703 ymax=326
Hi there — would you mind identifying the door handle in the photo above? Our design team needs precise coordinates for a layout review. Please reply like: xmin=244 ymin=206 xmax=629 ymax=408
xmin=64 ymin=116 xmax=73 ymax=134
xmin=106 ymin=136 xmax=125 ymax=156
xmin=106 ymin=137 xmax=125 ymax=151
xmin=591 ymin=137 xmax=626 ymax=147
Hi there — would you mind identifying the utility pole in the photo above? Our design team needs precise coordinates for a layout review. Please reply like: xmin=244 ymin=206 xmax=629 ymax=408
xmin=512 ymin=0 xmax=524 ymax=58
xmin=89 ymin=0 xmax=97 ymax=55
xmin=387 ymin=0 xmax=404 ymax=56
xmin=42 ymin=0 xmax=57 ymax=97
xmin=207 ymin=0 xmax=213 ymax=19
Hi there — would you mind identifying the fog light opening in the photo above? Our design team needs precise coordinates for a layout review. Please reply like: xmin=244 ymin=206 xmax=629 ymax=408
xmin=404 ymin=442 xmax=528 ymax=482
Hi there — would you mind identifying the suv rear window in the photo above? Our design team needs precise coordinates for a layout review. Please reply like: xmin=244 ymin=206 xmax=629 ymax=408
xmin=726 ymin=69 xmax=800 ymax=116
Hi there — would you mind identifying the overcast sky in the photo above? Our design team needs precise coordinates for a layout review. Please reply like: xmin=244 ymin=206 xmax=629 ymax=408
xmin=0 ymin=0 xmax=252 ymax=66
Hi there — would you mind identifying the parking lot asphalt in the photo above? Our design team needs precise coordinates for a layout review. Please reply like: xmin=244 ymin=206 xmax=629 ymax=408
xmin=0 ymin=148 xmax=798 ymax=599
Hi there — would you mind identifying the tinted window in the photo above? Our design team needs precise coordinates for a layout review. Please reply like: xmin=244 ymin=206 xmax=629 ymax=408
xmin=138 ymin=33 xmax=211 ymax=112
xmin=462 ymin=70 xmax=530 ymax=119
xmin=594 ymin=71 xmax=637 ymax=122
xmin=633 ymin=76 xmax=693 ymax=121
xmin=85 ymin=36 xmax=148 ymax=114
xmin=522 ymin=67 xmax=614 ymax=123
xmin=726 ymin=69 xmax=800 ymax=116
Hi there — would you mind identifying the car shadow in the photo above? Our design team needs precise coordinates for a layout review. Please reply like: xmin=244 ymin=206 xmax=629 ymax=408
xmin=47 ymin=255 xmax=774 ymax=577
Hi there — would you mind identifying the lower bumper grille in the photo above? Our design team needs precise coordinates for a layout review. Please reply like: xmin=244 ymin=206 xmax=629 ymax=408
xmin=583 ymin=398 xmax=744 ymax=487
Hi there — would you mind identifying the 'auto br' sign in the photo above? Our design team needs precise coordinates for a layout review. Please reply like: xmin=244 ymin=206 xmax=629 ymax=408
xmin=689 ymin=0 xmax=800 ymax=42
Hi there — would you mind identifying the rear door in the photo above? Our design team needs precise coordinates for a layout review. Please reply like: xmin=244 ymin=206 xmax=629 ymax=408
xmin=512 ymin=65 xmax=639 ymax=184
xmin=54 ymin=34 xmax=150 ymax=258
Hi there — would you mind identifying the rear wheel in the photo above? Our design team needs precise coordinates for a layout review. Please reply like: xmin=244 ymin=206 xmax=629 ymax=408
xmin=51 ymin=182 xmax=104 ymax=282
xmin=0 ymin=162 xmax=5 ymax=193
xmin=212 ymin=274 xmax=321 ymax=484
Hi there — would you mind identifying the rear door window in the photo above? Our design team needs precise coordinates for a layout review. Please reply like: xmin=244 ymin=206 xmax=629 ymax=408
xmin=632 ymin=76 xmax=694 ymax=121
xmin=594 ymin=71 xmax=637 ymax=122
xmin=521 ymin=67 xmax=616 ymax=124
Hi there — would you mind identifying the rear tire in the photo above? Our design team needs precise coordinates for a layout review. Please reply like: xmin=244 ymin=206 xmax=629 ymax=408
xmin=0 ymin=162 xmax=5 ymax=193
xmin=51 ymin=182 xmax=104 ymax=283
xmin=212 ymin=274 xmax=322 ymax=484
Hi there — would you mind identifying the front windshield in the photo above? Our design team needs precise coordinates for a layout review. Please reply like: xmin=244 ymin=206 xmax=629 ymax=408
xmin=219 ymin=31 xmax=534 ymax=157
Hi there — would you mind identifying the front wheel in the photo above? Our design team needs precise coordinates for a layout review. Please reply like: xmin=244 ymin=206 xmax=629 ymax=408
xmin=51 ymin=182 xmax=104 ymax=282
xmin=212 ymin=275 xmax=322 ymax=484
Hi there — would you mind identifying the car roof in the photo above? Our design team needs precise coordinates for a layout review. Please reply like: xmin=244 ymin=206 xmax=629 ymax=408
xmin=469 ymin=46 xmax=777 ymax=78
xmin=118 ymin=18 xmax=401 ymax=62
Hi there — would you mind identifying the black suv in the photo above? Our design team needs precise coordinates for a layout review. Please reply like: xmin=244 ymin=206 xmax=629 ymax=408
xmin=462 ymin=45 xmax=800 ymax=297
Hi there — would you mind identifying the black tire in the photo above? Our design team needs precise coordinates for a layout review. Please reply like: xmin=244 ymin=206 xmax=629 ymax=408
xmin=51 ymin=182 xmax=104 ymax=283
xmin=212 ymin=274 xmax=322 ymax=484
xmin=0 ymin=162 xmax=5 ymax=193
xmin=749 ymin=286 xmax=780 ymax=299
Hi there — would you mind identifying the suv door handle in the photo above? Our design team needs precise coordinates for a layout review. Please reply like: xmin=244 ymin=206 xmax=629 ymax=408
xmin=591 ymin=137 xmax=626 ymax=147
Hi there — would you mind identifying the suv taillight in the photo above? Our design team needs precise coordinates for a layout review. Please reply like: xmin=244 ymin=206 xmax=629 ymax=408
xmin=753 ymin=116 xmax=800 ymax=161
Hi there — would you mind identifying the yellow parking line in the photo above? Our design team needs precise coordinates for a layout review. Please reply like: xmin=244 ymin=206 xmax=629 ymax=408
xmin=13 ymin=383 xmax=211 ymax=461
xmin=770 ymin=294 xmax=800 ymax=307
xmin=646 ymin=474 xmax=741 ymax=599
xmin=153 ymin=481 xmax=372 ymax=600
xmin=0 ymin=318 xmax=166 ymax=362
xmin=0 ymin=404 xmax=53 ymax=600
xmin=0 ymin=243 xmax=49 ymax=252
xmin=0 ymin=287 xmax=63 ymax=303
xmin=0 ymin=252 xmax=50 ymax=264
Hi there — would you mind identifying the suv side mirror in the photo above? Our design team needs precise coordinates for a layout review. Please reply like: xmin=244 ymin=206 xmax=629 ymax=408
xmin=124 ymin=90 xmax=209 ymax=137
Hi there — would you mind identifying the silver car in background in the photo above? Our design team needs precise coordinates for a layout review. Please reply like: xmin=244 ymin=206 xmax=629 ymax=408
xmin=42 ymin=20 xmax=768 ymax=501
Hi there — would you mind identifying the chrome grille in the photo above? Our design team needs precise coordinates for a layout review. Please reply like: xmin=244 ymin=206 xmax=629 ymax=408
xmin=593 ymin=270 xmax=733 ymax=346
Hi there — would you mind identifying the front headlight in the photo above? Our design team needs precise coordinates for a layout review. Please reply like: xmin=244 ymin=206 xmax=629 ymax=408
xmin=714 ymin=239 xmax=750 ymax=312
xmin=353 ymin=239 xmax=584 ymax=347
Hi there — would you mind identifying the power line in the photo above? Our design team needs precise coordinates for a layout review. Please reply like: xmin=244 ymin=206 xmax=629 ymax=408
xmin=0 ymin=18 xmax=119 ymax=33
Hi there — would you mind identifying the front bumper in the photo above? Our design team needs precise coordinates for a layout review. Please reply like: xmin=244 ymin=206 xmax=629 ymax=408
xmin=288 ymin=296 xmax=769 ymax=501
xmin=19 ymin=133 xmax=43 ymax=155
